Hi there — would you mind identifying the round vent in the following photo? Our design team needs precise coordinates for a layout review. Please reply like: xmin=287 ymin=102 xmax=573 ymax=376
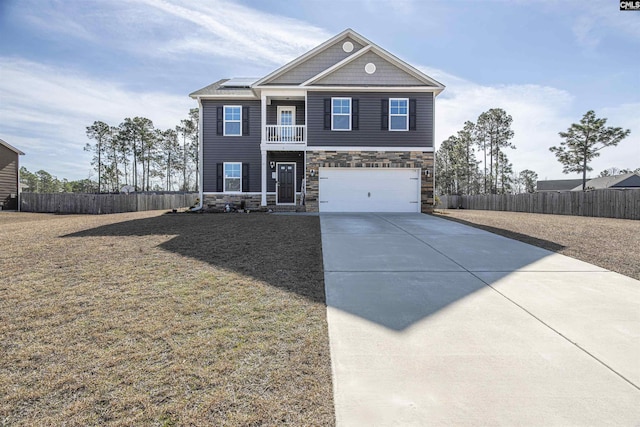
xmin=342 ymin=41 xmax=354 ymax=53
xmin=365 ymin=62 xmax=376 ymax=74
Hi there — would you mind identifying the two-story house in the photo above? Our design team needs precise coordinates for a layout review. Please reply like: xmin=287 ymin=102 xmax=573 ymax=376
xmin=189 ymin=29 xmax=444 ymax=213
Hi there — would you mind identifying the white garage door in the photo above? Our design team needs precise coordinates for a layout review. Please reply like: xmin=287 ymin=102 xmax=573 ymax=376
xmin=318 ymin=167 xmax=421 ymax=212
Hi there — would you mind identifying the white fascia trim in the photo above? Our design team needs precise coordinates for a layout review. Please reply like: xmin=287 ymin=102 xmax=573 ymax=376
xmin=260 ymin=144 xmax=306 ymax=151
xmin=190 ymin=94 xmax=259 ymax=100
xmin=253 ymin=29 xmax=365 ymax=86
xmin=306 ymin=146 xmax=434 ymax=152
xmin=300 ymin=46 xmax=372 ymax=86
xmin=306 ymin=86 xmax=442 ymax=94
xmin=366 ymin=45 xmax=445 ymax=89
xmin=203 ymin=192 xmax=264 ymax=195
xmin=256 ymin=88 xmax=307 ymax=98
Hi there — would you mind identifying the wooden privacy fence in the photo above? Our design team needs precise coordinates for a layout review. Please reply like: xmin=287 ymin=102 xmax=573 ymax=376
xmin=21 ymin=192 xmax=199 ymax=214
xmin=437 ymin=189 xmax=640 ymax=220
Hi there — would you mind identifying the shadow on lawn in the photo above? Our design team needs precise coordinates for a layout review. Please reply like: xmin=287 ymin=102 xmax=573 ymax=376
xmin=434 ymin=213 xmax=566 ymax=253
xmin=63 ymin=213 xmax=326 ymax=304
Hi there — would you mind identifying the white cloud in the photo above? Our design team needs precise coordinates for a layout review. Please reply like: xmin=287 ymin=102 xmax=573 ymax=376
xmin=566 ymin=0 xmax=640 ymax=49
xmin=17 ymin=0 xmax=330 ymax=67
xmin=134 ymin=0 xmax=330 ymax=64
xmin=421 ymin=66 xmax=639 ymax=180
xmin=0 ymin=58 xmax=194 ymax=179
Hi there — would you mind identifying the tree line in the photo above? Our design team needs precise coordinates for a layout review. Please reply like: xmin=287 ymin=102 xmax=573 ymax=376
xmin=19 ymin=167 xmax=98 ymax=193
xmin=84 ymin=109 xmax=199 ymax=193
xmin=436 ymin=109 xmax=631 ymax=195
xmin=435 ymin=108 xmax=526 ymax=195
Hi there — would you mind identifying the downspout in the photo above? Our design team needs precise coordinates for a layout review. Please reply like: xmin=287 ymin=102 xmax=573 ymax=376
xmin=190 ymin=97 xmax=205 ymax=211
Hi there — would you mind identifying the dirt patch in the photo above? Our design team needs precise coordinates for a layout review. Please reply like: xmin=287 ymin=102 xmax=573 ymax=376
xmin=434 ymin=209 xmax=640 ymax=280
xmin=0 ymin=211 xmax=334 ymax=426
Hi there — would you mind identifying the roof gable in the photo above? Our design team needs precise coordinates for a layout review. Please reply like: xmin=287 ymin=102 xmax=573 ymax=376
xmin=267 ymin=36 xmax=365 ymax=85
xmin=0 ymin=138 xmax=25 ymax=155
xmin=254 ymin=29 xmax=444 ymax=91
xmin=309 ymin=49 xmax=428 ymax=87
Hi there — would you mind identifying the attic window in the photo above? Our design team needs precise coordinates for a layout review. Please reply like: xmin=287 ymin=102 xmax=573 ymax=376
xmin=365 ymin=63 xmax=376 ymax=74
xmin=342 ymin=41 xmax=354 ymax=53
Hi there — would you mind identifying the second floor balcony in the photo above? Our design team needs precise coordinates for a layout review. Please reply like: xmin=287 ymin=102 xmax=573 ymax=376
xmin=265 ymin=124 xmax=306 ymax=143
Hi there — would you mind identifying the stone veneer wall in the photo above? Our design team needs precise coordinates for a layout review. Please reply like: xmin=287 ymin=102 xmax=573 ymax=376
xmin=203 ymin=193 xmax=302 ymax=211
xmin=305 ymin=151 xmax=434 ymax=213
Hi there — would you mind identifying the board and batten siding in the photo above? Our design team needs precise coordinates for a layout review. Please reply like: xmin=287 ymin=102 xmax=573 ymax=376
xmin=201 ymin=99 xmax=262 ymax=193
xmin=0 ymin=144 xmax=19 ymax=208
xmin=306 ymin=91 xmax=434 ymax=148
xmin=268 ymin=37 xmax=364 ymax=85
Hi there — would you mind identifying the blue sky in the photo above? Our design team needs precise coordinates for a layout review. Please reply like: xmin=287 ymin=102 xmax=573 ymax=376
xmin=1 ymin=0 xmax=638 ymax=181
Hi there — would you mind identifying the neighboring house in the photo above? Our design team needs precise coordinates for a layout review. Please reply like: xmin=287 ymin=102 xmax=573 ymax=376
xmin=537 ymin=179 xmax=583 ymax=192
xmin=537 ymin=174 xmax=640 ymax=192
xmin=0 ymin=138 xmax=25 ymax=210
xmin=189 ymin=29 xmax=444 ymax=213
xmin=570 ymin=173 xmax=640 ymax=191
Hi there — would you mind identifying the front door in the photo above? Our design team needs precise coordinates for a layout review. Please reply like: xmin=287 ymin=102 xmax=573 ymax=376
xmin=277 ymin=106 xmax=296 ymax=141
xmin=277 ymin=163 xmax=296 ymax=204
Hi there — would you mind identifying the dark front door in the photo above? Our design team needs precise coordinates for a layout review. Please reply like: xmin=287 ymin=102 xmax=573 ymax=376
xmin=277 ymin=163 xmax=295 ymax=204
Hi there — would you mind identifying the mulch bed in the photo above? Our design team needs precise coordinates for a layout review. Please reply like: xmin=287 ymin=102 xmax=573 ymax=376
xmin=434 ymin=209 xmax=640 ymax=281
xmin=0 ymin=211 xmax=334 ymax=426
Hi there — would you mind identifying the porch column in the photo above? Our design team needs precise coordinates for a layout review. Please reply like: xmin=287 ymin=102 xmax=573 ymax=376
xmin=261 ymin=150 xmax=267 ymax=206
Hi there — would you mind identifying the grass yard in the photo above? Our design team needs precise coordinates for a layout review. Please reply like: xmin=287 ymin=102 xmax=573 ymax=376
xmin=434 ymin=209 xmax=640 ymax=281
xmin=0 ymin=211 xmax=334 ymax=426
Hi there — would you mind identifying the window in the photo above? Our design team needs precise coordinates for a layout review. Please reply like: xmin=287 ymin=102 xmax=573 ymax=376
xmin=331 ymin=97 xmax=351 ymax=131
xmin=389 ymin=98 xmax=408 ymax=131
xmin=224 ymin=106 xmax=242 ymax=136
xmin=224 ymin=162 xmax=241 ymax=192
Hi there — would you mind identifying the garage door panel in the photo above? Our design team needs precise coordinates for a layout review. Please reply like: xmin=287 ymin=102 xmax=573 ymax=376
xmin=319 ymin=168 xmax=420 ymax=213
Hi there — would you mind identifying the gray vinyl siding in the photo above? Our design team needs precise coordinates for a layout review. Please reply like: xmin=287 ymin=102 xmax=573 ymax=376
xmin=267 ymin=152 xmax=304 ymax=192
xmin=0 ymin=145 xmax=18 ymax=209
xmin=201 ymin=100 xmax=262 ymax=193
xmin=307 ymin=91 xmax=434 ymax=148
xmin=268 ymin=37 xmax=364 ymax=85
xmin=314 ymin=51 xmax=426 ymax=86
xmin=266 ymin=100 xmax=306 ymax=125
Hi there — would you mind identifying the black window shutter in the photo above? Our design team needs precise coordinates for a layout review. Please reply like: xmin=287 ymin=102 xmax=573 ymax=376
xmin=242 ymin=107 xmax=250 ymax=135
xmin=242 ymin=163 xmax=250 ymax=192
xmin=381 ymin=99 xmax=389 ymax=130
xmin=216 ymin=107 xmax=223 ymax=135
xmin=409 ymin=99 xmax=417 ymax=130
xmin=324 ymin=98 xmax=331 ymax=130
xmin=216 ymin=163 xmax=223 ymax=192
xmin=352 ymin=99 xmax=359 ymax=130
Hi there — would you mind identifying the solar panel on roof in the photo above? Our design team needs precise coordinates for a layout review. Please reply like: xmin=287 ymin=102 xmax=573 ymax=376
xmin=219 ymin=77 xmax=259 ymax=88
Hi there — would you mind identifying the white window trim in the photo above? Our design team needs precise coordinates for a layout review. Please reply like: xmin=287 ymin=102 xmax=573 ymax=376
xmin=276 ymin=105 xmax=296 ymax=126
xmin=223 ymin=162 xmax=242 ymax=193
xmin=331 ymin=97 xmax=351 ymax=131
xmin=389 ymin=98 xmax=409 ymax=132
xmin=223 ymin=105 xmax=242 ymax=136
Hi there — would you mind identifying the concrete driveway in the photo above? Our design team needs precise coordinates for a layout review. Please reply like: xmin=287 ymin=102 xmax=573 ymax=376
xmin=320 ymin=213 xmax=640 ymax=426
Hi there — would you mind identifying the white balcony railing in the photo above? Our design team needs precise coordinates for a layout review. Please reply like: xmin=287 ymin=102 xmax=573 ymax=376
xmin=265 ymin=125 xmax=305 ymax=143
